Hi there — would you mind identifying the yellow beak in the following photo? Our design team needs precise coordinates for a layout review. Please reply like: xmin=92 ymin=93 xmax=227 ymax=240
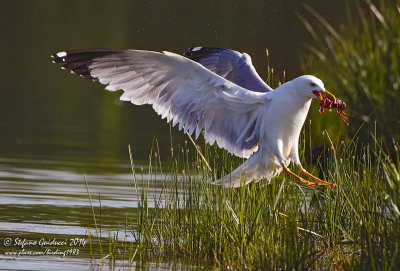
xmin=322 ymin=90 xmax=336 ymax=103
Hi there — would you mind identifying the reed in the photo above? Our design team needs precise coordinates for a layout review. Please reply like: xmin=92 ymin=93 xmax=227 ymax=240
xmin=90 ymin=130 xmax=399 ymax=270
xmin=299 ymin=0 xmax=400 ymax=143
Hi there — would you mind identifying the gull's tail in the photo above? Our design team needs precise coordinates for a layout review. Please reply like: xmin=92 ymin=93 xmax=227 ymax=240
xmin=213 ymin=152 xmax=283 ymax=188
xmin=212 ymin=152 xmax=259 ymax=187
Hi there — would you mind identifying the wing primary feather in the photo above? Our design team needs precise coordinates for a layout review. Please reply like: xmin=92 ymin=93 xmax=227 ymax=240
xmin=53 ymin=48 xmax=271 ymax=158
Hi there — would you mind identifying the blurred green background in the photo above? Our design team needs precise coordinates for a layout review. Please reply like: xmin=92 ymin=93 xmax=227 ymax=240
xmin=0 ymin=0 xmax=358 ymax=168
xmin=301 ymin=0 xmax=400 ymax=143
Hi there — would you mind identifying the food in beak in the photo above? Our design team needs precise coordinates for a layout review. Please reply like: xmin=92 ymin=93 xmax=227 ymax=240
xmin=312 ymin=90 xmax=323 ymax=100
xmin=319 ymin=96 xmax=351 ymax=126
xmin=313 ymin=90 xmax=337 ymax=102
xmin=322 ymin=90 xmax=336 ymax=103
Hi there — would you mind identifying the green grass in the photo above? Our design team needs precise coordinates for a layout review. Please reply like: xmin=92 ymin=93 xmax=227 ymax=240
xmin=89 ymin=129 xmax=400 ymax=270
xmin=299 ymin=0 xmax=400 ymax=142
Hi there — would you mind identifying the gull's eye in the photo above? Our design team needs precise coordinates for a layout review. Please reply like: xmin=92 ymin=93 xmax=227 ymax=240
xmin=310 ymin=82 xmax=316 ymax=87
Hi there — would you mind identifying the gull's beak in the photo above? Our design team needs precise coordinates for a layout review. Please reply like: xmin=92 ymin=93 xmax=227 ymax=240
xmin=322 ymin=90 xmax=336 ymax=103
xmin=312 ymin=90 xmax=323 ymax=101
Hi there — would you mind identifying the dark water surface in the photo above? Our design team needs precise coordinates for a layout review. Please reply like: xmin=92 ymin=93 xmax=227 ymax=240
xmin=0 ymin=0 xmax=346 ymax=269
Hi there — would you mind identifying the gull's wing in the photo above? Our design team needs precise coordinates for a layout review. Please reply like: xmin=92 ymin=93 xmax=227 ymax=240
xmin=52 ymin=49 xmax=270 ymax=158
xmin=184 ymin=47 xmax=273 ymax=93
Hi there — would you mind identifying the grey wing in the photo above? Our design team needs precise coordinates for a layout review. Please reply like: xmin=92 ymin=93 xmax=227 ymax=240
xmin=184 ymin=47 xmax=273 ymax=93
xmin=52 ymin=49 xmax=270 ymax=158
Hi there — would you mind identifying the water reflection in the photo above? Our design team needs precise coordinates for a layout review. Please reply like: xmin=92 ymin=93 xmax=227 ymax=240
xmin=0 ymin=157 xmax=175 ymax=208
xmin=0 ymin=156 xmax=184 ymax=268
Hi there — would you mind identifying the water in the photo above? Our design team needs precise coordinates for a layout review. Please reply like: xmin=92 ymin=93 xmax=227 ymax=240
xmin=0 ymin=155 xmax=194 ymax=269
xmin=1 ymin=0 xmax=346 ymax=269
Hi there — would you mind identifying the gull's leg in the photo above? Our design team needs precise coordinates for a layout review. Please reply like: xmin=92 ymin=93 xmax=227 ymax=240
xmin=281 ymin=163 xmax=318 ymax=187
xmin=297 ymin=164 xmax=337 ymax=186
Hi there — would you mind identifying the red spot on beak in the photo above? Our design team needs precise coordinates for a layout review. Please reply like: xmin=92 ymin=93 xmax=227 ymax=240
xmin=313 ymin=90 xmax=323 ymax=100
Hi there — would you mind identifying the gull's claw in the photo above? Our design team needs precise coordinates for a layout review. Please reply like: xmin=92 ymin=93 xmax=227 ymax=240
xmin=281 ymin=164 xmax=318 ymax=187
xmin=298 ymin=164 xmax=337 ymax=186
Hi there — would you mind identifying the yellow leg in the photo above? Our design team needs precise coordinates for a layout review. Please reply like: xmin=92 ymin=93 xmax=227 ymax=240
xmin=281 ymin=164 xmax=318 ymax=187
xmin=297 ymin=164 xmax=337 ymax=186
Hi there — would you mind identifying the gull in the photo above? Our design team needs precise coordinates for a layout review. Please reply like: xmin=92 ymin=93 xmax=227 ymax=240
xmin=52 ymin=47 xmax=337 ymax=188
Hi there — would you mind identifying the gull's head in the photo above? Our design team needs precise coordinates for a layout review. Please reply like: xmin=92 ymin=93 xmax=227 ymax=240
xmin=293 ymin=75 xmax=336 ymax=103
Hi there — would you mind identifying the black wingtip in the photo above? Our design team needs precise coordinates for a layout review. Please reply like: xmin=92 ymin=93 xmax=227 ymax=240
xmin=184 ymin=46 xmax=231 ymax=62
xmin=51 ymin=49 xmax=125 ymax=84
xmin=51 ymin=50 xmax=95 ymax=80
xmin=51 ymin=51 xmax=68 ymax=63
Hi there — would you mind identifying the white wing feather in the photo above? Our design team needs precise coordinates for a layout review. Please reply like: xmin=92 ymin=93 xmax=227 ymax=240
xmin=53 ymin=49 xmax=271 ymax=158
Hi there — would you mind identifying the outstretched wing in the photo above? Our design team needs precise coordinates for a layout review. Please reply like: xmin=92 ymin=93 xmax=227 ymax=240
xmin=52 ymin=49 xmax=270 ymax=158
xmin=184 ymin=47 xmax=273 ymax=93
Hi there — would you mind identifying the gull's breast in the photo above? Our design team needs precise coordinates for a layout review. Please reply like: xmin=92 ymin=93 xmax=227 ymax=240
xmin=261 ymin=97 xmax=312 ymax=157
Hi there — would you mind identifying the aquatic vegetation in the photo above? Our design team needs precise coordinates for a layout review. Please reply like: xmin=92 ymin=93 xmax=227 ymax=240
xmin=89 ymin=131 xmax=400 ymax=270
xmin=299 ymin=0 xmax=400 ymax=142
